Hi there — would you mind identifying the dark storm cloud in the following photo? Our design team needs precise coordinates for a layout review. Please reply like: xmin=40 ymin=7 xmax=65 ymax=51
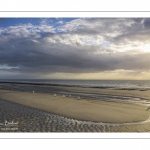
xmin=1 ymin=38 xmax=150 ymax=74
xmin=0 ymin=18 xmax=150 ymax=78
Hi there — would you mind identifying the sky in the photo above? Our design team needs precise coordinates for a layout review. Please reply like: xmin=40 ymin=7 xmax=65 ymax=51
xmin=0 ymin=18 xmax=150 ymax=80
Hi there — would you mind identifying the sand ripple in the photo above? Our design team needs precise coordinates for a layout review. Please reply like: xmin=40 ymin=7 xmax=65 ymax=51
xmin=0 ymin=99 xmax=150 ymax=132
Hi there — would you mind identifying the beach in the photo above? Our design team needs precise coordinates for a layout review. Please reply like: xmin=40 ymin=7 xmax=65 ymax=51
xmin=0 ymin=84 xmax=150 ymax=132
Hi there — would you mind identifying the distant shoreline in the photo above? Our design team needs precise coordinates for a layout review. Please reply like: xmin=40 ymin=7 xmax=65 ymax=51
xmin=0 ymin=81 xmax=150 ymax=90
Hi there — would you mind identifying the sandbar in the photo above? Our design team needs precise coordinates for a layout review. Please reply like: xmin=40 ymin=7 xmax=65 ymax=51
xmin=0 ymin=87 xmax=149 ymax=123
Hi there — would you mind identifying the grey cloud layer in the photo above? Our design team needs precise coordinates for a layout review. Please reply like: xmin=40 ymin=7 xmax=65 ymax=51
xmin=0 ymin=18 xmax=150 ymax=77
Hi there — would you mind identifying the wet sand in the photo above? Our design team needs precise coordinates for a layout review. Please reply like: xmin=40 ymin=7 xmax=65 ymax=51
xmin=0 ymin=85 xmax=150 ymax=132
xmin=42 ymin=85 xmax=150 ymax=101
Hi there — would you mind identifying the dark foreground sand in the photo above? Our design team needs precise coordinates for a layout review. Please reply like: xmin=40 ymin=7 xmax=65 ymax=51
xmin=0 ymin=86 xmax=150 ymax=132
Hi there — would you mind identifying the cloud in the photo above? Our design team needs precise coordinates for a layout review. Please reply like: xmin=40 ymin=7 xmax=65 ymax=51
xmin=0 ymin=18 xmax=150 ymax=79
xmin=143 ymin=18 xmax=150 ymax=28
xmin=57 ymin=20 xmax=64 ymax=25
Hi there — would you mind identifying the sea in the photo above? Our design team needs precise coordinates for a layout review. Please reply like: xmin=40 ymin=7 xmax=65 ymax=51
xmin=0 ymin=79 xmax=150 ymax=105
xmin=0 ymin=79 xmax=150 ymax=90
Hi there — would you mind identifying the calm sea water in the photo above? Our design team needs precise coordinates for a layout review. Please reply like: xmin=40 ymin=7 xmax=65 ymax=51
xmin=0 ymin=79 xmax=150 ymax=90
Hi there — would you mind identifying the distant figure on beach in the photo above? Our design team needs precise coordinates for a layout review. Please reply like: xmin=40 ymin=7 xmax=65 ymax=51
xmin=33 ymin=91 xmax=34 ymax=93
xmin=12 ymin=89 xmax=13 ymax=90
xmin=146 ymin=107 xmax=150 ymax=111
xmin=77 ymin=96 xmax=80 ymax=100
xmin=54 ymin=94 xmax=56 ymax=97
xmin=63 ymin=95 xmax=65 ymax=97
xmin=69 ymin=94 xmax=71 ymax=97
